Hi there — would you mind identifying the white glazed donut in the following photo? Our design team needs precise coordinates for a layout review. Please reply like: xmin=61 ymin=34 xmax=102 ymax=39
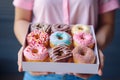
xmin=71 ymin=24 xmax=90 ymax=35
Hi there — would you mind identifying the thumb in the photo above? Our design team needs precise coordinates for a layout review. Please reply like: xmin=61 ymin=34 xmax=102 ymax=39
xmin=18 ymin=65 xmax=23 ymax=72
xmin=98 ymin=69 xmax=102 ymax=76
xmin=98 ymin=49 xmax=104 ymax=76
xmin=18 ymin=47 xmax=23 ymax=72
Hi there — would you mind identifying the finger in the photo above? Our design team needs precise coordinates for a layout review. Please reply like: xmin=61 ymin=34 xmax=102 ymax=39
xmin=18 ymin=65 xmax=23 ymax=72
xmin=99 ymin=49 xmax=104 ymax=68
xmin=68 ymin=73 xmax=73 ymax=75
xmin=98 ymin=49 xmax=104 ymax=76
xmin=18 ymin=47 xmax=23 ymax=72
xmin=29 ymin=72 xmax=49 ymax=76
xmin=17 ymin=61 xmax=22 ymax=72
xmin=73 ymin=73 xmax=92 ymax=79
xmin=98 ymin=69 xmax=102 ymax=76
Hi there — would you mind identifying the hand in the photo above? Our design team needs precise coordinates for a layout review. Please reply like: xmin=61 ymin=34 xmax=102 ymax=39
xmin=17 ymin=47 xmax=54 ymax=76
xmin=73 ymin=49 xmax=104 ymax=79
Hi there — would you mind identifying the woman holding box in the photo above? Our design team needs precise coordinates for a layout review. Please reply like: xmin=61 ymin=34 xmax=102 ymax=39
xmin=13 ymin=0 xmax=119 ymax=80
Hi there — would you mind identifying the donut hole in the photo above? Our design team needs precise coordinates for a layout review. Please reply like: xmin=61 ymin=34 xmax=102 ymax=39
xmin=34 ymin=34 xmax=40 ymax=39
xmin=57 ymin=25 xmax=61 ymax=28
xmin=58 ymin=36 xmax=63 ymax=40
xmin=32 ymin=49 xmax=38 ymax=53
xmin=36 ymin=24 xmax=41 ymax=28
xmin=78 ymin=49 xmax=85 ymax=56
xmin=81 ymin=52 xmax=85 ymax=56
xmin=78 ymin=27 xmax=83 ymax=30
xmin=58 ymin=51 xmax=63 ymax=56
xmin=81 ymin=36 xmax=85 ymax=40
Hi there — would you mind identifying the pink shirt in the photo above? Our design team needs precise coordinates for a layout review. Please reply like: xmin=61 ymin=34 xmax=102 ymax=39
xmin=13 ymin=0 xmax=119 ymax=27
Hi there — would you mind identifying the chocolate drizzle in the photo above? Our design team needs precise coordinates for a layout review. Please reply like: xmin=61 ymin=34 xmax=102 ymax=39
xmin=49 ymin=45 xmax=73 ymax=62
xmin=31 ymin=23 xmax=71 ymax=33
xmin=31 ymin=23 xmax=51 ymax=33
xmin=51 ymin=24 xmax=70 ymax=33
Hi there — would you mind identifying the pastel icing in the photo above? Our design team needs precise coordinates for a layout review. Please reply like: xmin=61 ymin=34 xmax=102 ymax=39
xmin=50 ymin=31 xmax=72 ymax=46
xmin=24 ymin=44 xmax=48 ymax=61
xmin=72 ymin=46 xmax=95 ymax=64
xmin=51 ymin=24 xmax=70 ymax=33
xmin=73 ymin=32 xmax=95 ymax=47
xmin=27 ymin=30 xmax=49 ymax=45
xmin=72 ymin=24 xmax=90 ymax=34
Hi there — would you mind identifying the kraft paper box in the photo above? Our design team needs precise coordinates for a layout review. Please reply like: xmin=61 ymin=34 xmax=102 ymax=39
xmin=22 ymin=24 xmax=100 ymax=74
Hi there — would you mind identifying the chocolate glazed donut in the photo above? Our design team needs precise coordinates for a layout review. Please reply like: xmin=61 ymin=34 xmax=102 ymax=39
xmin=51 ymin=24 xmax=71 ymax=33
xmin=49 ymin=45 xmax=73 ymax=62
xmin=31 ymin=23 xmax=51 ymax=34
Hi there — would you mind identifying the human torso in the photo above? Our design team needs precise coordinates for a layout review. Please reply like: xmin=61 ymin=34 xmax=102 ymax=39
xmin=32 ymin=0 xmax=98 ymax=27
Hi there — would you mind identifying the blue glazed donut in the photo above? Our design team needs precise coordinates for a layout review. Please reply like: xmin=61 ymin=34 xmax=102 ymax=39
xmin=50 ymin=31 xmax=72 ymax=47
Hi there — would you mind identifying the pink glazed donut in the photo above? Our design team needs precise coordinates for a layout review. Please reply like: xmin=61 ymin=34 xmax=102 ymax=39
xmin=72 ymin=46 xmax=96 ymax=64
xmin=27 ymin=30 xmax=49 ymax=47
xmin=23 ymin=44 xmax=49 ymax=62
xmin=73 ymin=32 xmax=95 ymax=48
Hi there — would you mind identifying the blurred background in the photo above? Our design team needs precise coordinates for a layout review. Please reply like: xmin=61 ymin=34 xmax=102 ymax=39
xmin=0 ymin=0 xmax=120 ymax=80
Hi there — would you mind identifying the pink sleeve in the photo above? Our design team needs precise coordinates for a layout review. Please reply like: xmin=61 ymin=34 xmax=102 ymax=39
xmin=99 ymin=0 xmax=119 ymax=14
xmin=13 ymin=0 xmax=34 ymax=10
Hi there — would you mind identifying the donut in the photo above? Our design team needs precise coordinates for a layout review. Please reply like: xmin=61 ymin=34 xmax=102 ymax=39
xmin=23 ymin=44 xmax=49 ymax=62
xmin=49 ymin=45 xmax=73 ymax=62
xmin=50 ymin=31 xmax=72 ymax=48
xmin=27 ymin=30 xmax=49 ymax=47
xmin=73 ymin=32 xmax=95 ymax=48
xmin=71 ymin=24 xmax=90 ymax=35
xmin=72 ymin=46 xmax=96 ymax=64
xmin=30 ymin=23 xmax=51 ymax=34
xmin=51 ymin=24 xmax=70 ymax=33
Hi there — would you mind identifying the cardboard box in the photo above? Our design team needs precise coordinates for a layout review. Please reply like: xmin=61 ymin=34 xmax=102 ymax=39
xmin=22 ymin=25 xmax=99 ymax=74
